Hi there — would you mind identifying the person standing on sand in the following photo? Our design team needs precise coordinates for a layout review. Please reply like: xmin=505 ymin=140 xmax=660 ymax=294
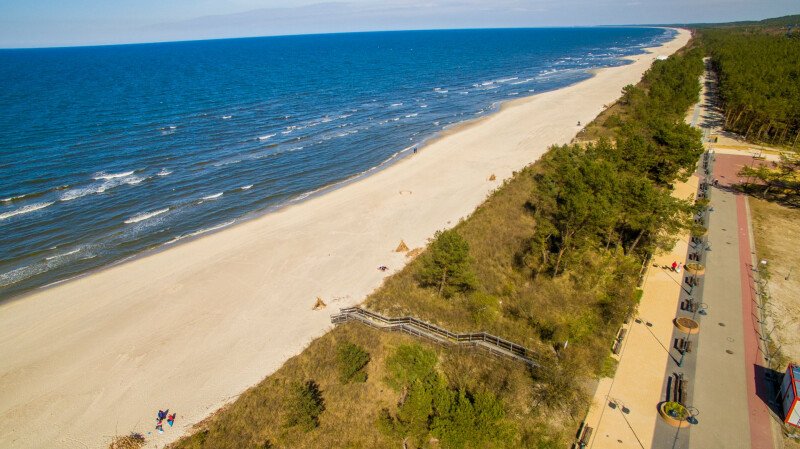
xmin=156 ymin=419 xmax=164 ymax=434
xmin=671 ymin=261 xmax=678 ymax=272
xmin=167 ymin=413 xmax=176 ymax=427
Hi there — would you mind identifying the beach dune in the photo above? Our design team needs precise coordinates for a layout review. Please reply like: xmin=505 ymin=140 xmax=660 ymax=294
xmin=0 ymin=29 xmax=690 ymax=448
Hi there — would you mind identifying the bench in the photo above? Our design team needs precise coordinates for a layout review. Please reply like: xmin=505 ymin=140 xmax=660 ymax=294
xmin=577 ymin=425 xmax=593 ymax=448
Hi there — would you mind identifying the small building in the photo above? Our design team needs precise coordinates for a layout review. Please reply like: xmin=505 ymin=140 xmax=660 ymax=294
xmin=781 ymin=364 xmax=800 ymax=428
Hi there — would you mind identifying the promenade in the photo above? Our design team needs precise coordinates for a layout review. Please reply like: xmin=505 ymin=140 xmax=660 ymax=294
xmin=581 ymin=63 xmax=778 ymax=449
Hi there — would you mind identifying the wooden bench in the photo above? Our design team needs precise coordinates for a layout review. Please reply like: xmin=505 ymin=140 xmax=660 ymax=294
xmin=678 ymin=377 xmax=689 ymax=405
xmin=577 ymin=425 xmax=593 ymax=448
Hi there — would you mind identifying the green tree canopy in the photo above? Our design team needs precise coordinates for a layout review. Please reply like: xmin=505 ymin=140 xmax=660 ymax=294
xmin=418 ymin=229 xmax=477 ymax=297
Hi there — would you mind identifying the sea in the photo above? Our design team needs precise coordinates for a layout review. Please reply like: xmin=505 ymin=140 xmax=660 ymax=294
xmin=0 ymin=27 xmax=674 ymax=299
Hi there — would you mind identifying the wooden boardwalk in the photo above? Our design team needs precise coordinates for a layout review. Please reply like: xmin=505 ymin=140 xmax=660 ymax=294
xmin=331 ymin=307 xmax=538 ymax=366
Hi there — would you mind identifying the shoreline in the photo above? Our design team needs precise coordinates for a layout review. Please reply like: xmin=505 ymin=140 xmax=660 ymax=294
xmin=0 ymin=29 xmax=690 ymax=449
xmin=0 ymin=30 xmax=670 ymax=304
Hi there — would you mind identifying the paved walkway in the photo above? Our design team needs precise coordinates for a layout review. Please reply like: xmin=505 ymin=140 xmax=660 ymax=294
xmin=582 ymin=175 xmax=697 ymax=449
xmin=696 ymin=154 xmax=777 ymax=449
xmin=583 ymin=63 xmax=778 ymax=449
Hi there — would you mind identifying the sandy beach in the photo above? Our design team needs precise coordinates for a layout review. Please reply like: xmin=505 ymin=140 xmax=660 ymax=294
xmin=0 ymin=29 xmax=689 ymax=448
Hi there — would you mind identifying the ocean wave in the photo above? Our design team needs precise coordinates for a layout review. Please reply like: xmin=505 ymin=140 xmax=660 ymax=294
xmin=222 ymin=115 xmax=232 ymax=120
xmin=213 ymin=159 xmax=242 ymax=167
xmin=201 ymin=192 xmax=223 ymax=201
xmin=0 ymin=245 xmax=91 ymax=287
xmin=252 ymin=146 xmax=304 ymax=160
xmin=165 ymin=220 xmax=236 ymax=245
xmin=420 ymin=104 xmax=428 ymax=108
xmin=390 ymin=103 xmax=403 ymax=107
xmin=257 ymin=134 xmax=276 ymax=141
xmin=157 ymin=168 xmax=172 ymax=177
xmin=93 ymin=170 xmax=135 ymax=181
xmin=240 ymin=185 xmax=253 ymax=190
xmin=0 ymin=202 xmax=55 ymax=221
xmin=1 ymin=194 xmax=27 ymax=203
xmin=496 ymin=77 xmax=519 ymax=83
xmin=0 ymin=263 xmax=49 ymax=287
xmin=124 ymin=208 xmax=170 ymax=224
xmin=510 ymin=77 xmax=535 ymax=85
xmin=405 ymin=113 xmax=419 ymax=118
xmin=0 ymin=189 xmax=51 ymax=203
xmin=45 ymin=248 xmax=81 ymax=261
xmin=61 ymin=175 xmax=146 ymax=201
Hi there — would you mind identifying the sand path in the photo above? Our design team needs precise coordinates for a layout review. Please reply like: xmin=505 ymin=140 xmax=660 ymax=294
xmin=0 ymin=29 xmax=689 ymax=448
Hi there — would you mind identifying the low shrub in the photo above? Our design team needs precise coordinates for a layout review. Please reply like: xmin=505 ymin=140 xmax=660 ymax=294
xmin=337 ymin=342 xmax=370 ymax=383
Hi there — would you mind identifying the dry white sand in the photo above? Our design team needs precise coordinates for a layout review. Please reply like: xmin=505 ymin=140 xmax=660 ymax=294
xmin=0 ymin=29 xmax=689 ymax=448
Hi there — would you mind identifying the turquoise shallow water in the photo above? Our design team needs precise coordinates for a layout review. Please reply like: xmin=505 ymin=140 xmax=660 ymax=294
xmin=0 ymin=27 xmax=673 ymax=299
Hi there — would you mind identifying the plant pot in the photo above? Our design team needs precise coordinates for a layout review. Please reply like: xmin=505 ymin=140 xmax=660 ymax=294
xmin=659 ymin=401 xmax=690 ymax=428
xmin=675 ymin=317 xmax=700 ymax=334
xmin=685 ymin=263 xmax=705 ymax=275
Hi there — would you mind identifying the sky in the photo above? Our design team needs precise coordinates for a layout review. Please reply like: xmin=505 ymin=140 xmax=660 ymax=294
xmin=0 ymin=0 xmax=798 ymax=48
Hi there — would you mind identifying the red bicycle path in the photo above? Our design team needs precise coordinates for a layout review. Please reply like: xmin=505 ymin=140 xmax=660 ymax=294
xmin=715 ymin=153 xmax=775 ymax=449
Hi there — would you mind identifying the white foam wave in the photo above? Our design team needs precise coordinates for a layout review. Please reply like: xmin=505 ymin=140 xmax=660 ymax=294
xmin=93 ymin=170 xmax=135 ymax=181
xmin=165 ymin=220 xmax=236 ymax=245
xmin=0 ymin=263 xmax=48 ymax=287
xmin=222 ymin=115 xmax=232 ymax=120
xmin=257 ymin=134 xmax=276 ymax=141
xmin=61 ymin=175 xmax=145 ymax=201
xmin=160 ymin=125 xmax=177 ymax=135
xmin=420 ymin=104 xmax=428 ymax=108
xmin=390 ymin=103 xmax=403 ymax=107
xmin=405 ymin=113 xmax=419 ymax=118
xmin=201 ymin=193 xmax=223 ymax=201
xmin=240 ymin=185 xmax=253 ymax=190
xmin=45 ymin=248 xmax=81 ymax=261
xmin=0 ymin=202 xmax=54 ymax=221
xmin=0 ymin=191 xmax=45 ymax=202
xmin=157 ymin=169 xmax=172 ymax=177
xmin=213 ymin=159 xmax=242 ymax=167
xmin=496 ymin=77 xmax=519 ymax=83
xmin=124 ymin=208 xmax=170 ymax=224
xmin=510 ymin=77 xmax=535 ymax=85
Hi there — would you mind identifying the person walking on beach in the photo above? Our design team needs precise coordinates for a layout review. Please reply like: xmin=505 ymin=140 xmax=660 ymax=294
xmin=157 ymin=409 xmax=168 ymax=421
xmin=156 ymin=419 xmax=164 ymax=434
xmin=167 ymin=413 xmax=176 ymax=427
xmin=671 ymin=261 xmax=678 ymax=272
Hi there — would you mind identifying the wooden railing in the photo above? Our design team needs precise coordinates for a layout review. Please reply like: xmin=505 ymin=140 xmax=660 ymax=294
xmin=331 ymin=307 xmax=538 ymax=366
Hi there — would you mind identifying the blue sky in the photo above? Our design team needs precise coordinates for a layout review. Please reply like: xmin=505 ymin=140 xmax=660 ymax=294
xmin=0 ymin=0 xmax=798 ymax=48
